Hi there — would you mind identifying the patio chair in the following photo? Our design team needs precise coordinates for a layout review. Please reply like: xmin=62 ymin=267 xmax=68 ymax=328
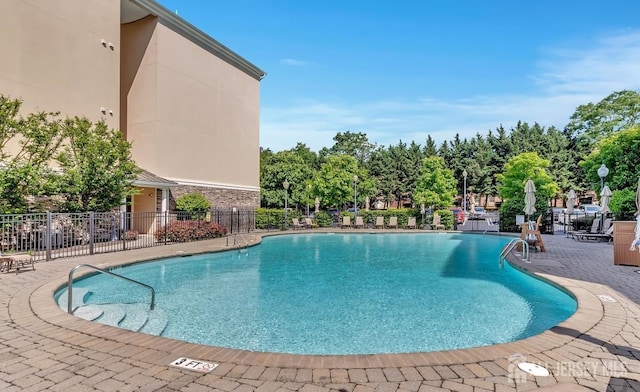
xmin=341 ymin=216 xmax=351 ymax=229
xmin=431 ymin=213 xmax=445 ymax=230
xmin=569 ymin=218 xmax=602 ymax=240
xmin=374 ymin=216 xmax=385 ymax=229
xmin=291 ymin=218 xmax=304 ymax=230
xmin=304 ymin=217 xmax=317 ymax=228
xmin=520 ymin=215 xmax=545 ymax=252
xmin=406 ymin=217 xmax=417 ymax=229
xmin=354 ymin=216 xmax=364 ymax=228
xmin=574 ymin=225 xmax=614 ymax=242
xmin=387 ymin=216 xmax=398 ymax=229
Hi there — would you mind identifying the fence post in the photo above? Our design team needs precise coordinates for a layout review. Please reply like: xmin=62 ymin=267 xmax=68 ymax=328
xmin=45 ymin=211 xmax=52 ymax=261
xmin=122 ymin=211 xmax=127 ymax=251
xmin=89 ymin=212 xmax=95 ymax=255
xmin=164 ymin=210 xmax=168 ymax=245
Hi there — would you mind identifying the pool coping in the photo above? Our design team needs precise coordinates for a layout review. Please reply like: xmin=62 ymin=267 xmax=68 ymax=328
xmin=28 ymin=231 xmax=605 ymax=369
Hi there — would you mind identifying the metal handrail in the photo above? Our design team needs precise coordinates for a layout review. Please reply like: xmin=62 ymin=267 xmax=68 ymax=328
xmin=233 ymin=234 xmax=249 ymax=249
xmin=67 ymin=264 xmax=155 ymax=314
xmin=499 ymin=238 xmax=529 ymax=268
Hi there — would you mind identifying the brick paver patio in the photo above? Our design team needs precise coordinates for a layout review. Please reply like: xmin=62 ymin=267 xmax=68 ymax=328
xmin=1 ymin=229 xmax=640 ymax=391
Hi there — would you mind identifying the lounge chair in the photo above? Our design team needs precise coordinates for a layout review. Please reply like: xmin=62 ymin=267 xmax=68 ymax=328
xmin=387 ymin=216 xmax=398 ymax=229
xmin=374 ymin=216 xmax=385 ymax=229
xmin=574 ymin=225 xmax=614 ymax=242
xmin=431 ymin=213 xmax=445 ymax=230
xmin=341 ymin=216 xmax=351 ymax=229
xmin=354 ymin=216 xmax=364 ymax=228
xmin=406 ymin=217 xmax=417 ymax=229
xmin=304 ymin=217 xmax=316 ymax=228
xmin=569 ymin=218 xmax=603 ymax=240
xmin=291 ymin=218 xmax=304 ymax=230
xmin=483 ymin=218 xmax=499 ymax=234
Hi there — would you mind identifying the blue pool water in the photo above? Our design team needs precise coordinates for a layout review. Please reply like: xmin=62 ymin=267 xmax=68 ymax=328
xmin=64 ymin=233 xmax=576 ymax=355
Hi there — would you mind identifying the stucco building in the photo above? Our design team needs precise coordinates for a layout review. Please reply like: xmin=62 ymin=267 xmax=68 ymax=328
xmin=1 ymin=0 xmax=265 ymax=218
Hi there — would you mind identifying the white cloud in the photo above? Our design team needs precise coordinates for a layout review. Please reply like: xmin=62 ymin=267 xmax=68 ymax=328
xmin=280 ymin=58 xmax=308 ymax=67
xmin=261 ymin=30 xmax=640 ymax=152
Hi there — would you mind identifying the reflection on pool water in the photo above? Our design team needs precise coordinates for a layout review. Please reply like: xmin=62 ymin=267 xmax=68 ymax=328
xmin=63 ymin=233 xmax=576 ymax=355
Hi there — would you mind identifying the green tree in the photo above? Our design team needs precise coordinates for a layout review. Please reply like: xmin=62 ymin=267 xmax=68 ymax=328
xmin=260 ymin=150 xmax=313 ymax=208
xmin=580 ymin=125 xmax=640 ymax=195
xmin=566 ymin=90 xmax=640 ymax=144
xmin=496 ymin=152 xmax=559 ymax=229
xmin=55 ymin=117 xmax=140 ymax=212
xmin=0 ymin=95 xmax=64 ymax=213
xmin=320 ymin=131 xmax=376 ymax=166
xmin=414 ymin=156 xmax=457 ymax=209
xmin=497 ymin=152 xmax=559 ymax=201
xmin=312 ymin=155 xmax=375 ymax=209
xmin=176 ymin=193 xmax=210 ymax=219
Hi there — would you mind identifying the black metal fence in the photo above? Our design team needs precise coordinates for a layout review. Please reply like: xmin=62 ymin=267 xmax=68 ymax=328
xmin=0 ymin=207 xmax=256 ymax=262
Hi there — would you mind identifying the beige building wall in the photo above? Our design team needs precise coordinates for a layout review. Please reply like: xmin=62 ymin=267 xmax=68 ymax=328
xmin=0 ymin=0 xmax=120 ymax=130
xmin=122 ymin=15 xmax=261 ymax=206
xmin=1 ymin=0 xmax=264 ymax=210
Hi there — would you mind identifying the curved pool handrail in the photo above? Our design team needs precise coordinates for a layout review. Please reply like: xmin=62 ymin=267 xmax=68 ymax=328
xmin=499 ymin=238 xmax=529 ymax=267
xmin=67 ymin=264 xmax=155 ymax=314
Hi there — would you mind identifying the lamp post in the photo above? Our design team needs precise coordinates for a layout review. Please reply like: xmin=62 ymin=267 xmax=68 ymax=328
xmin=597 ymin=164 xmax=609 ymax=233
xmin=462 ymin=169 xmax=468 ymax=212
xmin=306 ymin=183 xmax=311 ymax=217
xmin=283 ymin=179 xmax=289 ymax=229
xmin=353 ymin=175 xmax=358 ymax=217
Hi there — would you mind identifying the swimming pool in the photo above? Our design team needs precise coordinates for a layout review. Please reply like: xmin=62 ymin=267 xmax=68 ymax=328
xmin=61 ymin=233 xmax=576 ymax=355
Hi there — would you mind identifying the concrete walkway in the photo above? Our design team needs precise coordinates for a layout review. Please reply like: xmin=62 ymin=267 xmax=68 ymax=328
xmin=1 ymin=230 xmax=640 ymax=391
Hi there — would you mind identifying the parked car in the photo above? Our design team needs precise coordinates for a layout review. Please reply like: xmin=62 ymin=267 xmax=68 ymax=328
xmin=449 ymin=207 xmax=464 ymax=223
xmin=559 ymin=204 xmax=600 ymax=223
xmin=472 ymin=207 xmax=486 ymax=219
xmin=549 ymin=207 xmax=565 ymax=222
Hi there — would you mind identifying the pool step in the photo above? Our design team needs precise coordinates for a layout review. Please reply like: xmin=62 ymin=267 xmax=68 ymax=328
xmin=57 ymin=288 xmax=168 ymax=336
xmin=57 ymin=287 xmax=90 ymax=312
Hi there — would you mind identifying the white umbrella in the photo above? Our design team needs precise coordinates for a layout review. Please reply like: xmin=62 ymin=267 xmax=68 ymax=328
xmin=524 ymin=179 xmax=536 ymax=220
xmin=566 ymin=190 xmax=576 ymax=214
xmin=600 ymin=186 xmax=612 ymax=214
xmin=469 ymin=194 xmax=477 ymax=213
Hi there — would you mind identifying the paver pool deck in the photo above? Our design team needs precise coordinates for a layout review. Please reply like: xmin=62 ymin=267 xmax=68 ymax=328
xmin=1 ymin=229 xmax=640 ymax=391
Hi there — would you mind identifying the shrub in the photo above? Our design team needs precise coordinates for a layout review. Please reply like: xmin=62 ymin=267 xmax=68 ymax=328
xmin=610 ymin=188 xmax=636 ymax=221
xmin=155 ymin=220 xmax=227 ymax=242
xmin=255 ymin=208 xmax=301 ymax=230
xmin=176 ymin=193 xmax=210 ymax=219
xmin=124 ymin=230 xmax=139 ymax=240
xmin=314 ymin=211 xmax=333 ymax=227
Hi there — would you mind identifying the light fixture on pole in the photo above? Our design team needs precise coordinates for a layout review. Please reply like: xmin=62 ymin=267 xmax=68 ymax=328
xmin=597 ymin=164 xmax=609 ymax=192
xmin=283 ymin=179 xmax=290 ymax=229
xmin=462 ymin=169 xmax=468 ymax=212
xmin=597 ymin=164 xmax=609 ymax=234
xmin=353 ymin=175 xmax=358 ymax=217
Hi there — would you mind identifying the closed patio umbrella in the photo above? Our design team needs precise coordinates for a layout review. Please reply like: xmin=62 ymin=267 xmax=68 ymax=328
xmin=600 ymin=186 xmax=612 ymax=214
xmin=600 ymin=185 xmax=612 ymax=234
xmin=566 ymin=190 xmax=576 ymax=214
xmin=524 ymin=179 xmax=536 ymax=221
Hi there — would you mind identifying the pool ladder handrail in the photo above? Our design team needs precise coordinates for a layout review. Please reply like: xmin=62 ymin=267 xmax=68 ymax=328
xmin=67 ymin=264 xmax=155 ymax=315
xmin=227 ymin=233 xmax=249 ymax=249
xmin=499 ymin=238 xmax=530 ymax=268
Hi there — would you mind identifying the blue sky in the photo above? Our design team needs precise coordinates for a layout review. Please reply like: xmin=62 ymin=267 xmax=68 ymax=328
xmin=158 ymin=1 xmax=640 ymax=152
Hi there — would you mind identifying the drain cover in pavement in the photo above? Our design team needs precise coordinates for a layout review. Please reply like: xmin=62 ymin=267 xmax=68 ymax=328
xmin=518 ymin=362 xmax=550 ymax=376
xmin=598 ymin=295 xmax=617 ymax=302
